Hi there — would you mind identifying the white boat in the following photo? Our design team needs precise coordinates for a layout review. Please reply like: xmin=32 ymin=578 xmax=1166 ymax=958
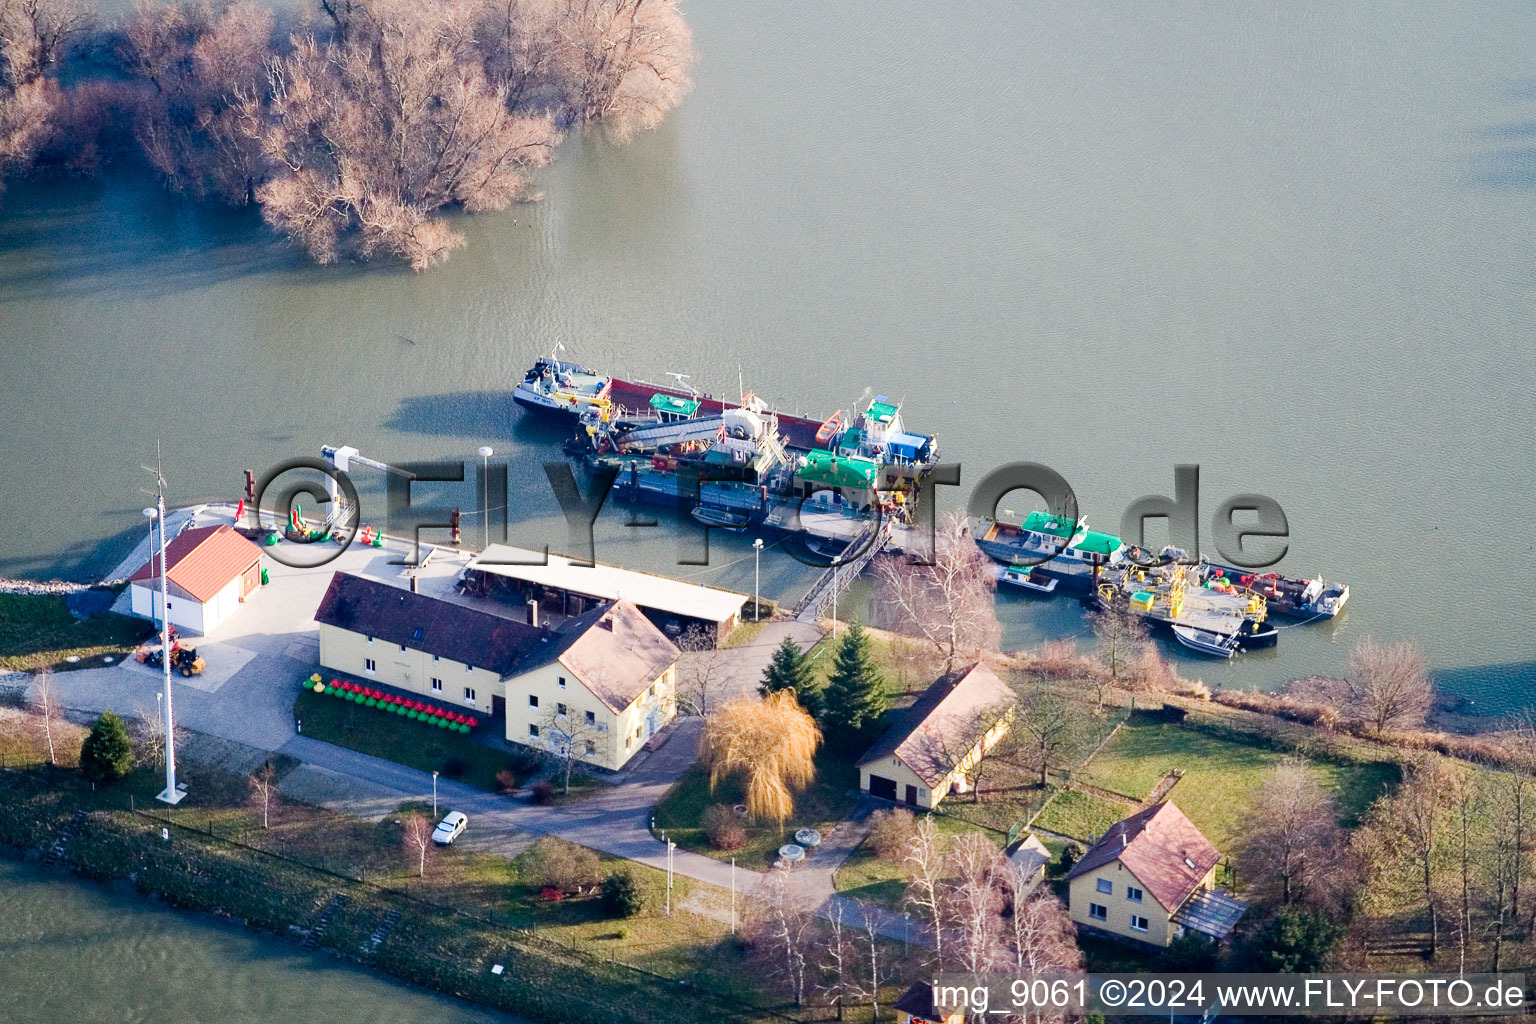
xmin=1171 ymin=624 xmax=1239 ymax=658
xmin=999 ymin=565 xmax=1058 ymax=593
xmin=513 ymin=345 xmax=611 ymax=419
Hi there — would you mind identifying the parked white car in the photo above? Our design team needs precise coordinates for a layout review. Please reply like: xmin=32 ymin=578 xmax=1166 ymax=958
xmin=431 ymin=811 xmax=467 ymax=845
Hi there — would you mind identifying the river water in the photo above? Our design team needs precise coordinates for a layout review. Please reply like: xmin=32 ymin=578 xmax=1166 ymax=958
xmin=0 ymin=859 xmax=514 ymax=1024
xmin=0 ymin=1 xmax=1533 ymax=707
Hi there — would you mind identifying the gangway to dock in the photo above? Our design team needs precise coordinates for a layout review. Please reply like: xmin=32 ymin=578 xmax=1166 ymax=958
xmin=793 ymin=523 xmax=890 ymax=622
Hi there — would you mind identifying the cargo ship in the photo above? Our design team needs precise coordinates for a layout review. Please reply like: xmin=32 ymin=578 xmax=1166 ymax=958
xmin=516 ymin=354 xmax=938 ymax=536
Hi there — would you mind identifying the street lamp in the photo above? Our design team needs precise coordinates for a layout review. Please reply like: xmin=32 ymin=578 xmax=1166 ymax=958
xmin=432 ymin=770 xmax=439 ymax=817
xmin=477 ymin=446 xmax=494 ymax=550
xmin=752 ymin=538 xmax=763 ymax=622
xmin=144 ymin=502 xmax=183 ymax=805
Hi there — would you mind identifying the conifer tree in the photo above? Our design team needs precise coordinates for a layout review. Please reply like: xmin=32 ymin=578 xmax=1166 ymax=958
xmin=759 ymin=635 xmax=822 ymax=718
xmin=820 ymin=622 xmax=888 ymax=738
xmin=80 ymin=708 xmax=134 ymax=783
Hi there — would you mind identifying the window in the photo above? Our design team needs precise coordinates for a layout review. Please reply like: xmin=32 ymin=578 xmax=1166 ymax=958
xmin=366 ymin=636 xmax=374 ymax=645
xmin=584 ymin=741 xmax=596 ymax=756
xmin=1126 ymin=886 xmax=1143 ymax=903
xmin=464 ymin=687 xmax=476 ymax=702
xmin=1130 ymin=915 xmax=1149 ymax=932
xmin=528 ymin=695 xmax=539 ymax=708
xmin=466 ymin=664 xmax=473 ymax=673
xmin=585 ymin=710 xmax=595 ymax=726
xmin=557 ymin=676 xmax=566 ymax=689
xmin=529 ymin=724 xmax=540 ymax=738
xmin=1096 ymin=879 xmax=1113 ymax=894
xmin=411 ymin=627 xmax=423 ymax=642
xmin=431 ymin=677 xmax=442 ymax=692
xmin=400 ymin=644 xmax=407 ymax=652
xmin=625 ymin=736 xmax=632 ymax=750
xmin=364 ymin=658 xmax=376 ymax=673
xmin=1088 ymin=903 xmax=1107 ymax=921
xmin=432 ymin=654 xmax=440 ymax=663
xmin=556 ymin=703 xmax=567 ymax=717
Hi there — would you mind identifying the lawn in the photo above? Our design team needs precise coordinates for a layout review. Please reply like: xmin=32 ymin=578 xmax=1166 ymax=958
xmin=295 ymin=688 xmax=537 ymax=792
xmin=0 ymin=592 xmax=154 ymax=672
xmin=833 ymin=812 xmax=994 ymax=909
xmin=1070 ymin=714 xmax=1400 ymax=845
xmin=1031 ymin=788 xmax=1137 ymax=842
xmin=653 ymin=748 xmax=861 ymax=866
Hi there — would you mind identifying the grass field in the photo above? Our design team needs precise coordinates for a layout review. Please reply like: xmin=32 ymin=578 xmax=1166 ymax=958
xmin=0 ymin=592 xmax=154 ymax=672
xmin=1064 ymin=714 xmax=1400 ymax=845
xmin=295 ymin=688 xmax=540 ymax=793
xmin=1031 ymin=788 xmax=1137 ymax=841
xmin=653 ymin=748 xmax=860 ymax=866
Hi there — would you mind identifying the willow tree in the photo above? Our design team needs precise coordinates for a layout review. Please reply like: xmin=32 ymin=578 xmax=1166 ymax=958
xmin=702 ymin=691 xmax=820 ymax=825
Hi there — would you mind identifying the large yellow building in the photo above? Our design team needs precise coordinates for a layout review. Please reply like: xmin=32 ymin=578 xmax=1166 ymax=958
xmin=1065 ymin=801 xmax=1246 ymax=947
xmin=857 ymin=662 xmax=1015 ymax=810
xmin=314 ymin=573 xmax=678 ymax=772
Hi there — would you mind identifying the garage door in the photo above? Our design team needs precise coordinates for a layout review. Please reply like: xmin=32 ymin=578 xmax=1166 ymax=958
xmin=867 ymin=775 xmax=897 ymax=801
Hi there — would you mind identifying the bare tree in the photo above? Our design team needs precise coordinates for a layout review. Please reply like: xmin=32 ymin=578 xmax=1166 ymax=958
xmin=1348 ymin=638 xmax=1432 ymax=734
xmin=675 ymin=624 xmax=730 ymax=716
xmin=248 ymin=760 xmax=279 ymax=829
xmin=750 ymin=866 xmax=816 ymax=1007
xmin=248 ymin=0 xmax=559 ymax=269
xmin=550 ymin=0 xmax=695 ymax=140
xmin=1087 ymin=599 xmax=1148 ymax=707
xmin=538 ymin=704 xmax=606 ymax=795
xmin=946 ymin=830 xmax=1005 ymax=973
xmin=1234 ymin=756 xmax=1346 ymax=909
xmin=1011 ymin=678 xmax=1081 ymax=789
xmin=902 ymin=814 xmax=947 ymax=967
xmin=999 ymin=874 xmax=1082 ymax=1024
xmin=1395 ymin=755 xmax=1450 ymax=959
xmin=874 ymin=511 xmax=1002 ymax=672
xmin=816 ymin=897 xmax=858 ymax=1018
xmin=401 ymin=810 xmax=435 ymax=878
xmin=1 ymin=0 xmax=91 ymax=82
xmin=29 ymin=670 xmax=58 ymax=765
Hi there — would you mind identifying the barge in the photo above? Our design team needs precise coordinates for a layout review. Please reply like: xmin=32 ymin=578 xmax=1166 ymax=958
xmin=1096 ymin=560 xmax=1279 ymax=658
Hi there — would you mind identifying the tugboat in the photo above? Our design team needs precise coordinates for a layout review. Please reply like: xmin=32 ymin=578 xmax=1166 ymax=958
xmin=973 ymin=511 xmax=1126 ymax=591
xmin=512 ymin=344 xmax=612 ymax=419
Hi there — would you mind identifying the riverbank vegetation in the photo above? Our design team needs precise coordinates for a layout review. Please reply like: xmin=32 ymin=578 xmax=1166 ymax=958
xmin=0 ymin=0 xmax=694 ymax=269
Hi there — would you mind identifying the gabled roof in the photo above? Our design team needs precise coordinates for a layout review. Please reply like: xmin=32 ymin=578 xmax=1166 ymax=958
xmin=129 ymin=525 xmax=261 ymax=603
xmin=313 ymin=572 xmax=544 ymax=675
xmin=1065 ymin=801 xmax=1221 ymax=913
xmin=467 ymin=546 xmax=748 ymax=623
xmin=857 ymin=662 xmax=1014 ymax=787
xmin=542 ymin=599 xmax=679 ymax=713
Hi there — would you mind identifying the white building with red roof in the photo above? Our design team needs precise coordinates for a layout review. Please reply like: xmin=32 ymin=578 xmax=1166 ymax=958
xmin=128 ymin=524 xmax=263 ymax=636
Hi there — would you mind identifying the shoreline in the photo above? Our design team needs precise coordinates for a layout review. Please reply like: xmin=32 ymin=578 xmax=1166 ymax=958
xmin=0 ymin=767 xmax=787 ymax=1024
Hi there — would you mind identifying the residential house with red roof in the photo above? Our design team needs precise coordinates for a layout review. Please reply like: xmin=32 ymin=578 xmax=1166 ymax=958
xmin=128 ymin=524 xmax=263 ymax=636
xmin=857 ymin=662 xmax=1015 ymax=810
xmin=1065 ymin=801 xmax=1247 ymax=947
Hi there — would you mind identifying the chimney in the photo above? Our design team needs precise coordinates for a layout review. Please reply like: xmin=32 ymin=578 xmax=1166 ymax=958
xmin=600 ymin=614 xmax=614 ymax=631
xmin=409 ymin=575 xmax=418 ymax=594
xmin=1120 ymin=831 xmax=1128 ymax=848
xmin=527 ymin=600 xmax=539 ymax=628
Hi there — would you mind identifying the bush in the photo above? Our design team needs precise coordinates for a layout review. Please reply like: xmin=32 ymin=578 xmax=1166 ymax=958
xmin=495 ymin=770 xmax=518 ymax=794
xmin=79 ymin=709 xmax=134 ymax=783
xmin=522 ymin=837 xmax=602 ymax=894
xmin=530 ymin=780 xmax=556 ymax=805
xmin=1058 ymin=845 xmax=1078 ymax=873
xmin=703 ymin=804 xmax=747 ymax=851
xmin=865 ymin=807 xmax=918 ymax=860
xmin=1161 ymin=931 xmax=1219 ymax=971
xmin=441 ymin=756 xmax=468 ymax=778
xmin=601 ymin=870 xmax=645 ymax=918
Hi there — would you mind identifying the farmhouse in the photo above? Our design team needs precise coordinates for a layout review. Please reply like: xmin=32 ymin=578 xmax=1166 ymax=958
xmin=857 ymin=662 xmax=1014 ymax=810
xmin=128 ymin=524 xmax=262 ymax=637
xmin=1065 ymin=801 xmax=1247 ymax=947
xmin=313 ymin=572 xmax=678 ymax=771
